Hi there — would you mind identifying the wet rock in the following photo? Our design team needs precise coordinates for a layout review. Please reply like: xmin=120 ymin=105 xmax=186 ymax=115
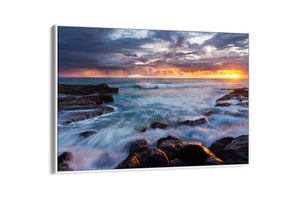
xmin=214 ymin=146 xmax=248 ymax=164
xmin=79 ymin=130 xmax=97 ymax=138
xmin=179 ymin=117 xmax=208 ymax=126
xmin=217 ymin=88 xmax=248 ymax=102
xmin=204 ymin=156 xmax=224 ymax=165
xmin=58 ymin=84 xmax=118 ymax=95
xmin=58 ymin=94 xmax=114 ymax=111
xmin=225 ymin=135 xmax=248 ymax=149
xmin=61 ymin=106 xmax=114 ymax=124
xmin=58 ymin=152 xmax=74 ymax=171
xmin=237 ymin=102 xmax=248 ymax=107
xmin=128 ymin=138 xmax=148 ymax=154
xmin=95 ymin=93 xmax=114 ymax=104
xmin=116 ymin=153 xmax=141 ymax=169
xmin=135 ymin=126 xmax=147 ymax=133
xmin=178 ymin=141 xmax=215 ymax=165
xmin=117 ymin=148 xmax=170 ymax=169
xmin=150 ymin=121 xmax=171 ymax=129
xmin=213 ymin=135 xmax=249 ymax=164
xmin=170 ymin=158 xmax=189 ymax=167
xmin=157 ymin=136 xmax=184 ymax=160
xmin=209 ymin=137 xmax=234 ymax=153
xmin=203 ymin=109 xmax=214 ymax=116
xmin=215 ymin=102 xmax=232 ymax=107
xmin=138 ymin=149 xmax=170 ymax=168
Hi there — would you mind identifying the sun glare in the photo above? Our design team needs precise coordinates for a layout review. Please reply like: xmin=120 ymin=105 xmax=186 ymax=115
xmin=232 ymin=74 xmax=239 ymax=78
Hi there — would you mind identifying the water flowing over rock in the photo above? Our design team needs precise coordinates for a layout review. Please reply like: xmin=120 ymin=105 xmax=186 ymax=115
xmin=178 ymin=117 xmax=208 ymax=126
xmin=58 ymin=152 xmax=74 ymax=171
xmin=79 ymin=130 xmax=97 ymax=138
xmin=150 ymin=121 xmax=171 ymax=129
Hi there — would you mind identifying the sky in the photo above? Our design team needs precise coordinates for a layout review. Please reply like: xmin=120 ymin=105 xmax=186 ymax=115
xmin=58 ymin=26 xmax=248 ymax=78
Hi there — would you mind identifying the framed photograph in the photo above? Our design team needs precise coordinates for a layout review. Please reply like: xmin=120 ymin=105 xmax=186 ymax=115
xmin=55 ymin=25 xmax=249 ymax=172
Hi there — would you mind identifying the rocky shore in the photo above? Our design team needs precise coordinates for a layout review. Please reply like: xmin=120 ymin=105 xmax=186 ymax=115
xmin=57 ymin=87 xmax=249 ymax=171
xmin=58 ymin=84 xmax=118 ymax=124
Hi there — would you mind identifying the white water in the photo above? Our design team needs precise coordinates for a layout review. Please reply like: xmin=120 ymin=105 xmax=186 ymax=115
xmin=57 ymin=78 xmax=248 ymax=171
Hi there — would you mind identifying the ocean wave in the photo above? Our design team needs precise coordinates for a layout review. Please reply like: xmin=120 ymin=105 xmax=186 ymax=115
xmin=137 ymin=83 xmax=218 ymax=89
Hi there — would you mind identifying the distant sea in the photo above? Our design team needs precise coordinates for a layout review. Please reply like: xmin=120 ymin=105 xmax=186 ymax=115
xmin=57 ymin=77 xmax=249 ymax=170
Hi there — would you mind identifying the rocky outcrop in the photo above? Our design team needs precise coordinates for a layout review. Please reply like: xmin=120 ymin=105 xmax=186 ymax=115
xmin=209 ymin=137 xmax=234 ymax=153
xmin=157 ymin=136 xmax=184 ymax=160
xmin=150 ymin=121 xmax=171 ymax=129
xmin=58 ymin=84 xmax=118 ymax=95
xmin=117 ymin=136 xmax=225 ymax=169
xmin=58 ymin=84 xmax=118 ymax=124
xmin=178 ymin=117 xmax=208 ymax=126
xmin=217 ymin=88 xmax=248 ymax=102
xmin=215 ymin=102 xmax=232 ymax=107
xmin=128 ymin=138 xmax=148 ymax=154
xmin=58 ymin=152 xmax=74 ymax=171
xmin=215 ymin=87 xmax=248 ymax=108
xmin=210 ymin=135 xmax=249 ymax=164
xmin=60 ymin=106 xmax=114 ymax=124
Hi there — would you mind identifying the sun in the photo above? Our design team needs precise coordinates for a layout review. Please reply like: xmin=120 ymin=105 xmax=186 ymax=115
xmin=232 ymin=74 xmax=239 ymax=78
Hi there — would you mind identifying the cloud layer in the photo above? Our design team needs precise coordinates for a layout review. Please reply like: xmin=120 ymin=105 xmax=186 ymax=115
xmin=58 ymin=26 xmax=248 ymax=78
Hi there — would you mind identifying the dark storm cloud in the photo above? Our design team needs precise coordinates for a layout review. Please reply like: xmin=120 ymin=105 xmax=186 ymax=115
xmin=201 ymin=33 xmax=248 ymax=50
xmin=58 ymin=26 xmax=249 ymax=76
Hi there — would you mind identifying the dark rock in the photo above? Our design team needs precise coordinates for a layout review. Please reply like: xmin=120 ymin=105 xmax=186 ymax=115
xmin=58 ymin=84 xmax=118 ymax=95
xmin=138 ymin=149 xmax=170 ymax=168
xmin=209 ymin=137 xmax=234 ymax=153
xmin=116 ymin=153 xmax=141 ymax=169
xmin=128 ymin=138 xmax=148 ymax=154
xmin=214 ymin=146 xmax=248 ymax=164
xmin=58 ymin=93 xmax=114 ymax=111
xmin=217 ymin=88 xmax=248 ymax=102
xmin=58 ymin=152 xmax=74 ymax=171
xmin=170 ymin=158 xmax=189 ymax=167
xmin=215 ymin=102 xmax=232 ymax=107
xmin=204 ymin=156 xmax=224 ymax=165
xmin=135 ymin=126 xmax=147 ymax=133
xmin=116 ymin=148 xmax=170 ymax=169
xmin=213 ymin=135 xmax=249 ymax=164
xmin=237 ymin=102 xmax=248 ymax=106
xmin=61 ymin=106 xmax=114 ymax=124
xmin=225 ymin=135 xmax=248 ymax=149
xmin=179 ymin=117 xmax=208 ymax=126
xmin=157 ymin=136 xmax=184 ymax=160
xmin=95 ymin=93 xmax=114 ymax=104
xmin=178 ymin=141 xmax=215 ymax=165
xmin=150 ymin=121 xmax=171 ymax=129
xmin=79 ymin=130 xmax=97 ymax=138
xmin=203 ymin=109 xmax=214 ymax=116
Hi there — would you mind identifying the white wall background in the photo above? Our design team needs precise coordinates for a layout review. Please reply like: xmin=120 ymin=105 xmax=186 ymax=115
xmin=1 ymin=0 xmax=299 ymax=199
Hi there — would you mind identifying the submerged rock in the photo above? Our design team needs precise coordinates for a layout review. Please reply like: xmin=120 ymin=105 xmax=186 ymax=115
xmin=79 ymin=130 xmax=97 ymax=138
xmin=178 ymin=117 xmax=208 ymax=126
xmin=58 ymin=152 xmax=74 ymax=171
xmin=215 ymin=102 xmax=232 ymax=107
xmin=150 ymin=121 xmax=171 ymax=129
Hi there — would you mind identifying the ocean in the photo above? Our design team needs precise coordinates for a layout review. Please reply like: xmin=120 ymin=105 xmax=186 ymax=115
xmin=57 ymin=77 xmax=249 ymax=170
